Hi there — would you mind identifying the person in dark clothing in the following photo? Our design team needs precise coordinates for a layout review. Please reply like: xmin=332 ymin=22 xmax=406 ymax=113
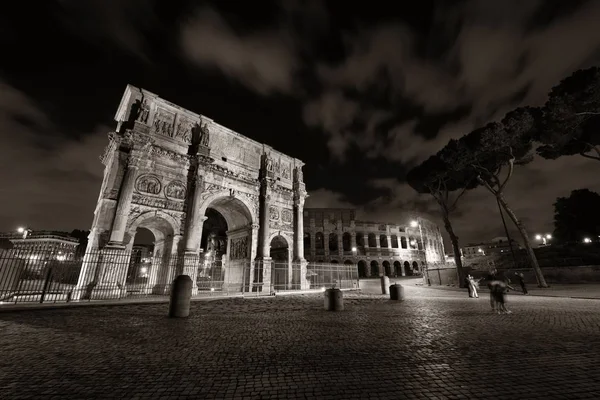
xmin=486 ymin=269 xmax=498 ymax=311
xmin=515 ymin=272 xmax=528 ymax=294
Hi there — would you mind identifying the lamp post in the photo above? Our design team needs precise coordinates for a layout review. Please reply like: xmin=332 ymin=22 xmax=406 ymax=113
xmin=583 ymin=237 xmax=592 ymax=244
xmin=17 ymin=226 xmax=32 ymax=240
xmin=410 ymin=218 xmax=429 ymax=285
xmin=535 ymin=233 xmax=552 ymax=246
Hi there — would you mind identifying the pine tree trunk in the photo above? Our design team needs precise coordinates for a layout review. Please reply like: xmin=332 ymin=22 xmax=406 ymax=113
xmin=441 ymin=212 xmax=466 ymax=288
xmin=497 ymin=192 xmax=549 ymax=288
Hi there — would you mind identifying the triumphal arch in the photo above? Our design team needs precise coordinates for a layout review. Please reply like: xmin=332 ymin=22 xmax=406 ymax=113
xmin=75 ymin=85 xmax=308 ymax=299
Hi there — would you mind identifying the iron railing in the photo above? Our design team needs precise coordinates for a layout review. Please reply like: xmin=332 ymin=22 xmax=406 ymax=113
xmin=0 ymin=246 xmax=360 ymax=305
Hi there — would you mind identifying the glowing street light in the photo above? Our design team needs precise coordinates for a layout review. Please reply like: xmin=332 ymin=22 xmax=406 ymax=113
xmin=478 ymin=248 xmax=485 ymax=255
xmin=351 ymin=247 xmax=357 ymax=252
xmin=535 ymin=233 xmax=552 ymax=246
xmin=583 ymin=237 xmax=592 ymax=244
xmin=410 ymin=220 xmax=418 ymax=228
xmin=17 ymin=226 xmax=32 ymax=239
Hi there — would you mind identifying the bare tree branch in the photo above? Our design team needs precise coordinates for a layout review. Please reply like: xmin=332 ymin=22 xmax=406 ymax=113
xmin=449 ymin=185 xmax=470 ymax=211
xmin=476 ymin=174 xmax=498 ymax=196
xmin=579 ymin=152 xmax=600 ymax=161
xmin=576 ymin=112 xmax=600 ymax=116
xmin=500 ymin=157 xmax=515 ymax=191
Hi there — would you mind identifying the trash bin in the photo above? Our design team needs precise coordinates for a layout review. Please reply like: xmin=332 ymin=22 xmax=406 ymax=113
xmin=389 ymin=284 xmax=405 ymax=301
xmin=169 ymin=275 xmax=193 ymax=318
xmin=324 ymin=288 xmax=344 ymax=311
xmin=380 ymin=276 xmax=390 ymax=295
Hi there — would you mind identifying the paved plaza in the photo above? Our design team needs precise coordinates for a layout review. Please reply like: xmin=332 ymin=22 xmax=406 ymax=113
xmin=1 ymin=286 xmax=599 ymax=400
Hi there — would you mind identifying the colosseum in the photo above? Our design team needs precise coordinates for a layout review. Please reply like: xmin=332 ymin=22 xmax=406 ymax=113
xmin=303 ymin=208 xmax=445 ymax=277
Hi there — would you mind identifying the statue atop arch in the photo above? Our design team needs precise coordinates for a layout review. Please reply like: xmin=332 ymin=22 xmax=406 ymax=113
xmin=74 ymin=84 xmax=308 ymax=300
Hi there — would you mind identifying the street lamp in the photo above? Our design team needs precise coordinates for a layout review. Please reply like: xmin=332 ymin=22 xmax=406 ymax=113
xmin=535 ymin=233 xmax=552 ymax=246
xmin=478 ymin=248 xmax=485 ymax=256
xmin=17 ymin=227 xmax=32 ymax=239
xmin=583 ymin=237 xmax=592 ymax=244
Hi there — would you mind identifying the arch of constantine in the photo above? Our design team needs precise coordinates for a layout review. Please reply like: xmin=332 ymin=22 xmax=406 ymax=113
xmin=75 ymin=85 xmax=308 ymax=299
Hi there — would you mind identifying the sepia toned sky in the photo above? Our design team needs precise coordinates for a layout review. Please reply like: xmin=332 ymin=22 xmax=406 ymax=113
xmin=1 ymin=0 xmax=600 ymax=248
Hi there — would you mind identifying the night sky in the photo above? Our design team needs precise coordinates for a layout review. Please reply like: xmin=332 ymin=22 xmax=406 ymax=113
xmin=1 ymin=0 xmax=600 ymax=247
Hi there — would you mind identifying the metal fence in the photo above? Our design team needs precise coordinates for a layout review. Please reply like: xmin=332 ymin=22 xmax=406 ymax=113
xmin=0 ymin=247 xmax=360 ymax=305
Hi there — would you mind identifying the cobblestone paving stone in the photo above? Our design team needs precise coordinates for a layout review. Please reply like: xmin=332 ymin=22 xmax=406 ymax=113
xmin=1 ymin=286 xmax=599 ymax=399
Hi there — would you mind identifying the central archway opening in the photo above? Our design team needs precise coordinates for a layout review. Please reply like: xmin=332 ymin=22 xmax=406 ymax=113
xmin=199 ymin=196 xmax=254 ymax=293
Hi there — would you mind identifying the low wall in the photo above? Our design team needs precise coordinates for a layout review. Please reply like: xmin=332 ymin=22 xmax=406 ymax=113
xmin=466 ymin=265 xmax=600 ymax=285
xmin=428 ymin=265 xmax=600 ymax=285
xmin=426 ymin=268 xmax=460 ymax=286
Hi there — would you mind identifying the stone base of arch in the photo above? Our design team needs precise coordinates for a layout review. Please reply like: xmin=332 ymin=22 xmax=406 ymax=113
xmin=86 ymin=244 xmax=130 ymax=301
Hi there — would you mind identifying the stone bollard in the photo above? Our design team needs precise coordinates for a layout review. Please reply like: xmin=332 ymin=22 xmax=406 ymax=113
xmin=168 ymin=275 xmax=193 ymax=318
xmin=380 ymin=276 xmax=390 ymax=295
xmin=389 ymin=284 xmax=405 ymax=301
xmin=324 ymin=288 xmax=344 ymax=311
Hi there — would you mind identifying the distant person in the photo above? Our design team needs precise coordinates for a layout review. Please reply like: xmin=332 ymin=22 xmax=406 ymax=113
xmin=515 ymin=272 xmax=528 ymax=294
xmin=467 ymin=275 xmax=479 ymax=298
xmin=465 ymin=275 xmax=472 ymax=297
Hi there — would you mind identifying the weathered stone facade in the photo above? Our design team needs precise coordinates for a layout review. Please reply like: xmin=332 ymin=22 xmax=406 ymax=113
xmin=75 ymin=85 xmax=307 ymax=299
xmin=303 ymin=208 xmax=445 ymax=277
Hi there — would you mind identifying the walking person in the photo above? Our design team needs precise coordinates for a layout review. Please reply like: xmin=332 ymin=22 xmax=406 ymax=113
xmin=486 ymin=269 xmax=498 ymax=311
xmin=490 ymin=277 xmax=516 ymax=314
xmin=515 ymin=272 xmax=528 ymax=294
xmin=468 ymin=275 xmax=479 ymax=298
xmin=465 ymin=275 xmax=473 ymax=298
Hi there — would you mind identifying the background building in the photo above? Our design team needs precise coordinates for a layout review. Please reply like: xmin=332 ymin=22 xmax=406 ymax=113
xmin=462 ymin=236 xmax=521 ymax=258
xmin=303 ymin=208 xmax=445 ymax=277
xmin=0 ymin=230 xmax=80 ymax=271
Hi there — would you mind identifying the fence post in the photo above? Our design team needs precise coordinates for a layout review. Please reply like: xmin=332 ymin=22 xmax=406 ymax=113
xmin=40 ymin=267 xmax=53 ymax=304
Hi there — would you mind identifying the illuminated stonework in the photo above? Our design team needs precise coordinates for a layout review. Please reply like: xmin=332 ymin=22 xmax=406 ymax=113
xmin=76 ymin=85 xmax=307 ymax=299
xmin=303 ymin=208 xmax=445 ymax=277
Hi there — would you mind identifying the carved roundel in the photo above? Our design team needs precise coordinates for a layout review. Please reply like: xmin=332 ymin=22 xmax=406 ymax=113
xmin=269 ymin=206 xmax=280 ymax=221
xmin=135 ymin=174 xmax=161 ymax=195
xmin=281 ymin=209 xmax=293 ymax=225
xmin=165 ymin=181 xmax=187 ymax=201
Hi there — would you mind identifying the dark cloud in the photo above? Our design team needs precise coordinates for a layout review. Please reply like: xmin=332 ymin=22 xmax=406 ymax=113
xmin=3 ymin=0 xmax=600 ymax=251
xmin=0 ymin=81 xmax=106 ymax=231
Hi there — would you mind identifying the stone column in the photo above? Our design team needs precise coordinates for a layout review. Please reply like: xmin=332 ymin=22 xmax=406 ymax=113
xmin=351 ymin=233 xmax=357 ymax=251
xmin=387 ymin=235 xmax=392 ymax=249
xmin=338 ymin=233 xmax=343 ymax=257
xmin=324 ymin=231 xmax=330 ymax=258
xmin=184 ymin=175 xmax=206 ymax=252
xmin=310 ymin=229 xmax=316 ymax=258
xmin=293 ymin=197 xmax=305 ymax=262
xmin=363 ymin=234 xmax=369 ymax=248
xmin=108 ymin=152 xmax=140 ymax=245
xmin=255 ymin=179 xmax=272 ymax=292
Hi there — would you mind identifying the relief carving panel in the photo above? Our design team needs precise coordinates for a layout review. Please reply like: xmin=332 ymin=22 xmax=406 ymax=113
xmin=230 ymin=236 xmax=249 ymax=260
xmin=165 ymin=181 xmax=186 ymax=200
xmin=153 ymin=107 xmax=175 ymax=138
xmin=136 ymin=174 xmax=161 ymax=195
xmin=269 ymin=206 xmax=280 ymax=221
xmin=281 ymin=209 xmax=293 ymax=225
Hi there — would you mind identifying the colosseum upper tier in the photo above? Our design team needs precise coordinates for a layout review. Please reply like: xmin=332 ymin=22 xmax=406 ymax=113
xmin=303 ymin=208 xmax=445 ymax=277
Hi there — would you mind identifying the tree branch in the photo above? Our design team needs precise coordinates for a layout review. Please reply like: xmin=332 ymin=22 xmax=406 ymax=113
xmin=449 ymin=184 xmax=470 ymax=212
xmin=576 ymin=112 xmax=600 ymax=116
xmin=500 ymin=157 xmax=515 ymax=191
xmin=579 ymin=152 xmax=600 ymax=161
xmin=476 ymin=175 xmax=498 ymax=196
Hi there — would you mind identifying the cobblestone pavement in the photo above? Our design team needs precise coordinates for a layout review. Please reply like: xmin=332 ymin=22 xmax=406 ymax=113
xmin=1 ymin=286 xmax=600 ymax=399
